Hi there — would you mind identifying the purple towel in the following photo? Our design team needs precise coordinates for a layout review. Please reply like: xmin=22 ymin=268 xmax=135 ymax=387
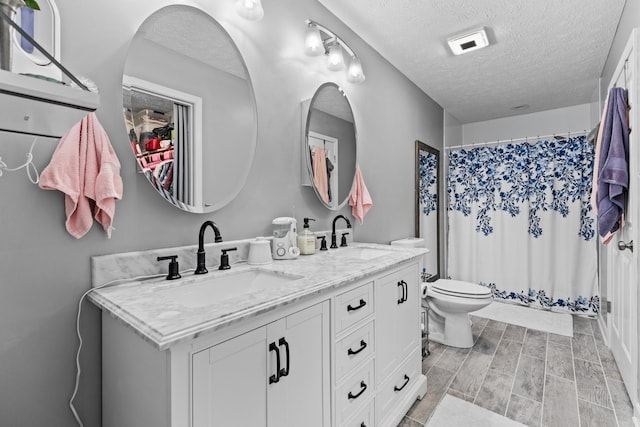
xmin=596 ymin=87 xmax=629 ymax=239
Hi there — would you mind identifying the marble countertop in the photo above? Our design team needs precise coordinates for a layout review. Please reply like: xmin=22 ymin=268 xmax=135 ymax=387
xmin=89 ymin=242 xmax=426 ymax=350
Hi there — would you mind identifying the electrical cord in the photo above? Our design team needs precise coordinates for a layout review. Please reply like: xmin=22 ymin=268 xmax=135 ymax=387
xmin=0 ymin=137 xmax=40 ymax=184
xmin=69 ymin=268 xmax=195 ymax=426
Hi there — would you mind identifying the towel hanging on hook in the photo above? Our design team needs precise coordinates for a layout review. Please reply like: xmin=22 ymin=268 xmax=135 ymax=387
xmin=0 ymin=137 xmax=40 ymax=184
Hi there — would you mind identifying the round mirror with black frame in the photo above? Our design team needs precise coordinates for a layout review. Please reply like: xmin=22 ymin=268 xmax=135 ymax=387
xmin=415 ymin=140 xmax=440 ymax=281
xmin=122 ymin=4 xmax=257 ymax=213
xmin=304 ymin=82 xmax=358 ymax=210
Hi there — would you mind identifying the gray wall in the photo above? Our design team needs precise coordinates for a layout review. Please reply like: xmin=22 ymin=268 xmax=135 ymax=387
xmin=461 ymin=103 xmax=592 ymax=145
xmin=0 ymin=0 xmax=443 ymax=425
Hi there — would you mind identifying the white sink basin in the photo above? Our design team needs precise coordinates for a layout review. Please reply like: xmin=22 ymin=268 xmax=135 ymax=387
xmin=159 ymin=269 xmax=304 ymax=307
xmin=335 ymin=246 xmax=394 ymax=260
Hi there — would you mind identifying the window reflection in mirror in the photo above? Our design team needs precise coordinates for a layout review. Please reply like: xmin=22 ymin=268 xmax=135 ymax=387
xmin=304 ymin=83 xmax=357 ymax=210
xmin=123 ymin=76 xmax=202 ymax=210
xmin=122 ymin=4 xmax=257 ymax=213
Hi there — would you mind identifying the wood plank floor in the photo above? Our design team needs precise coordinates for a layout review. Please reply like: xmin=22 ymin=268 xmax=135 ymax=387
xmin=399 ymin=315 xmax=634 ymax=427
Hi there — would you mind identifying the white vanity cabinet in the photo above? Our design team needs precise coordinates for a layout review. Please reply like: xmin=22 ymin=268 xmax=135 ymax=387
xmin=192 ymin=301 xmax=330 ymax=427
xmin=97 ymin=250 xmax=426 ymax=427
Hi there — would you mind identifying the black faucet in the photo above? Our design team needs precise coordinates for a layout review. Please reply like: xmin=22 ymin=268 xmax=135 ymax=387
xmin=331 ymin=215 xmax=352 ymax=249
xmin=195 ymin=220 xmax=223 ymax=275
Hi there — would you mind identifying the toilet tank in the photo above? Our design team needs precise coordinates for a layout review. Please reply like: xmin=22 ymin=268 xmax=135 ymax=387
xmin=390 ymin=237 xmax=428 ymax=270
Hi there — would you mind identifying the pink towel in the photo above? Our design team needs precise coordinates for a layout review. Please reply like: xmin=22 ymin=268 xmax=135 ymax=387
xmin=349 ymin=165 xmax=372 ymax=223
xmin=39 ymin=113 xmax=123 ymax=239
xmin=312 ymin=146 xmax=329 ymax=204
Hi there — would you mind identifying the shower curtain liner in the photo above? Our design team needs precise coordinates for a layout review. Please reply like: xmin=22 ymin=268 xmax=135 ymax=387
xmin=447 ymin=135 xmax=599 ymax=315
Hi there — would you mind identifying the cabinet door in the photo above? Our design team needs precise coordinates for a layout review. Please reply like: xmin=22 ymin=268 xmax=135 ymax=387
xmin=192 ymin=327 xmax=269 ymax=427
xmin=192 ymin=301 xmax=330 ymax=427
xmin=268 ymin=300 xmax=330 ymax=427
xmin=396 ymin=265 xmax=420 ymax=362
xmin=375 ymin=263 xmax=420 ymax=383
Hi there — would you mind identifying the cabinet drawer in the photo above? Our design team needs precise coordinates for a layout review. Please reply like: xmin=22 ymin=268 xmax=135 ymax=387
xmin=336 ymin=359 xmax=374 ymax=426
xmin=341 ymin=397 xmax=374 ymax=427
xmin=377 ymin=353 xmax=421 ymax=423
xmin=335 ymin=321 xmax=374 ymax=383
xmin=335 ymin=282 xmax=374 ymax=332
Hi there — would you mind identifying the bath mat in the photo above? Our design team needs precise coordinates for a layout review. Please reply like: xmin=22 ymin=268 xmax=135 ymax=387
xmin=426 ymin=395 xmax=527 ymax=427
xmin=473 ymin=300 xmax=573 ymax=336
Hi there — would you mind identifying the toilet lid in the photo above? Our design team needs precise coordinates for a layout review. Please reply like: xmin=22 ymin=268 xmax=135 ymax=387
xmin=431 ymin=280 xmax=492 ymax=298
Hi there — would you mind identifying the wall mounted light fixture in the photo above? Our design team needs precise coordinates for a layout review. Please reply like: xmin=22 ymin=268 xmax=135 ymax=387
xmin=304 ymin=19 xmax=365 ymax=84
xmin=235 ymin=0 xmax=264 ymax=21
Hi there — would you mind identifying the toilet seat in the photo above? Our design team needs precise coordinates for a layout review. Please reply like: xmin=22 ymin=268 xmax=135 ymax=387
xmin=431 ymin=280 xmax=491 ymax=299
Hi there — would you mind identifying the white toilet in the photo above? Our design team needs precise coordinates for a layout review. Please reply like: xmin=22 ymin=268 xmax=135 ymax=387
xmin=425 ymin=279 xmax=492 ymax=348
xmin=390 ymin=237 xmax=493 ymax=349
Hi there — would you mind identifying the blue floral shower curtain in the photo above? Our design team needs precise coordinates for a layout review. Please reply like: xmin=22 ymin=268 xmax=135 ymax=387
xmin=419 ymin=148 xmax=439 ymax=276
xmin=447 ymin=136 xmax=599 ymax=314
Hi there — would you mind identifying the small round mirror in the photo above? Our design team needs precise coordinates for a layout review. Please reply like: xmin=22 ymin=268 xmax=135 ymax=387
xmin=122 ymin=5 xmax=257 ymax=213
xmin=305 ymin=83 xmax=357 ymax=210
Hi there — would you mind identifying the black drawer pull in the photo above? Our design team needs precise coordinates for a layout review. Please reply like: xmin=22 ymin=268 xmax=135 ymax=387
xmin=394 ymin=374 xmax=410 ymax=392
xmin=347 ymin=298 xmax=367 ymax=312
xmin=347 ymin=340 xmax=368 ymax=356
xmin=278 ymin=337 xmax=290 ymax=377
xmin=348 ymin=381 xmax=368 ymax=400
xmin=268 ymin=342 xmax=280 ymax=384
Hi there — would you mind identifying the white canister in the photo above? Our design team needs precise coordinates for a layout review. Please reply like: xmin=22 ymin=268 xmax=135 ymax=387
xmin=248 ymin=238 xmax=273 ymax=265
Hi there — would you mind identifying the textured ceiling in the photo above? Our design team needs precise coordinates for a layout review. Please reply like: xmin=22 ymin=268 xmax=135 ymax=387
xmin=318 ymin=0 xmax=626 ymax=124
xmin=138 ymin=6 xmax=247 ymax=81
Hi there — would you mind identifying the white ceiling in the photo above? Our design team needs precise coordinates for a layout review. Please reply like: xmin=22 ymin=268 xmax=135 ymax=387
xmin=318 ymin=0 xmax=627 ymax=124
xmin=139 ymin=6 xmax=247 ymax=80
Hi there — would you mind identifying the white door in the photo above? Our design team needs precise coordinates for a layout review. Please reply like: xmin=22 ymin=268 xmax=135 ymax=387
xmin=606 ymin=29 xmax=639 ymax=420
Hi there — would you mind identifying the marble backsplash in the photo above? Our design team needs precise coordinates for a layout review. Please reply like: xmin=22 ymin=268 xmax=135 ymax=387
xmin=91 ymin=238 xmax=256 ymax=287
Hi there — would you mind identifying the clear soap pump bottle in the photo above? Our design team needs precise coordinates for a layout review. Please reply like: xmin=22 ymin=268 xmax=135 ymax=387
xmin=297 ymin=218 xmax=316 ymax=255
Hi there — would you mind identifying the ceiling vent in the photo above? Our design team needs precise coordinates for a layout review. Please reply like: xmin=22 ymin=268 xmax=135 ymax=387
xmin=447 ymin=28 xmax=490 ymax=55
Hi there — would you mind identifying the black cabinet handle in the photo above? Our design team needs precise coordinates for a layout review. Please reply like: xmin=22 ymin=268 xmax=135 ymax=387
xmin=397 ymin=280 xmax=407 ymax=304
xmin=347 ymin=340 xmax=368 ymax=356
xmin=399 ymin=280 xmax=408 ymax=303
xmin=278 ymin=337 xmax=290 ymax=378
xmin=348 ymin=381 xmax=368 ymax=400
xmin=347 ymin=299 xmax=367 ymax=312
xmin=394 ymin=374 xmax=410 ymax=392
xmin=361 ymin=423 xmax=367 ymax=427
xmin=403 ymin=280 xmax=408 ymax=302
xmin=268 ymin=342 xmax=280 ymax=384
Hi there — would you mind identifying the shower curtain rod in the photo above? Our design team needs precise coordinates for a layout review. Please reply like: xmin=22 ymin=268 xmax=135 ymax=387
xmin=445 ymin=129 xmax=588 ymax=150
